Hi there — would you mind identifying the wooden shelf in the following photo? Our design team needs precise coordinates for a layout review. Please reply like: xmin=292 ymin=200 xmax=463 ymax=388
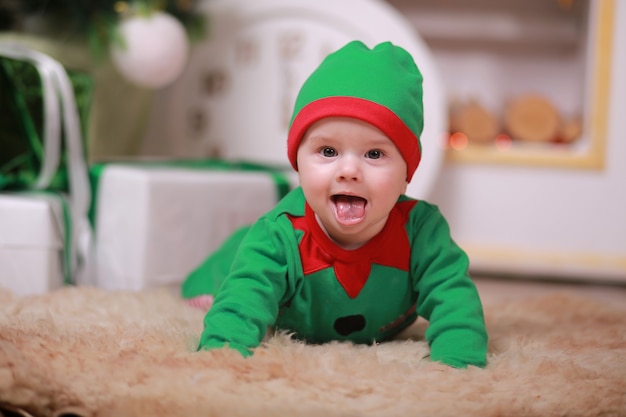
xmin=446 ymin=141 xmax=605 ymax=170
xmin=388 ymin=0 xmax=613 ymax=171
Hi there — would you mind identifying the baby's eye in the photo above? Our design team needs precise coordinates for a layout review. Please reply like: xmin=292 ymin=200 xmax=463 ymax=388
xmin=321 ymin=147 xmax=337 ymax=157
xmin=366 ymin=149 xmax=383 ymax=159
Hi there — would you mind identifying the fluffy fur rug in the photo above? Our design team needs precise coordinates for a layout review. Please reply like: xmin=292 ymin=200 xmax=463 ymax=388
xmin=0 ymin=284 xmax=624 ymax=417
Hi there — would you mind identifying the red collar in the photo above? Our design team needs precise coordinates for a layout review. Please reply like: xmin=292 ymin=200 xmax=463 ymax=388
xmin=289 ymin=200 xmax=416 ymax=298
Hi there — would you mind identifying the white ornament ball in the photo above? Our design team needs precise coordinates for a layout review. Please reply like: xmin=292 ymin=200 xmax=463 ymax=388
xmin=110 ymin=11 xmax=189 ymax=89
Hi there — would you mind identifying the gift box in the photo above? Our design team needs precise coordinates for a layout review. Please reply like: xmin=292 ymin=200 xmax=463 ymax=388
xmin=0 ymin=44 xmax=92 ymax=192
xmin=0 ymin=43 xmax=95 ymax=290
xmin=0 ymin=193 xmax=69 ymax=296
xmin=91 ymin=162 xmax=298 ymax=291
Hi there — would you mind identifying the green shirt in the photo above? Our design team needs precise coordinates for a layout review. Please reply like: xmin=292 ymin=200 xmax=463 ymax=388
xmin=187 ymin=187 xmax=488 ymax=368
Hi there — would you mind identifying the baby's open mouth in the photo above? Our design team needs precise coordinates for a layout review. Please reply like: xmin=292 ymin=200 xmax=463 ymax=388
xmin=332 ymin=195 xmax=367 ymax=222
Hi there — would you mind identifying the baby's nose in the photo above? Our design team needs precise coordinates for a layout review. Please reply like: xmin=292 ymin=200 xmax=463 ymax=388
xmin=336 ymin=155 xmax=362 ymax=181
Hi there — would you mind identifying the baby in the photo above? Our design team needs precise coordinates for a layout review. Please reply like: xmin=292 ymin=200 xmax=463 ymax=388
xmin=183 ymin=40 xmax=488 ymax=368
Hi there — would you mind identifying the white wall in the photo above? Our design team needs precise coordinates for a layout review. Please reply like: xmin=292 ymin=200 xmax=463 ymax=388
xmin=428 ymin=1 xmax=626 ymax=281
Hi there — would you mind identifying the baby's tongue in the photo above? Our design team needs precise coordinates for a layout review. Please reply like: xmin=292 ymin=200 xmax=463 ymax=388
xmin=334 ymin=195 xmax=366 ymax=221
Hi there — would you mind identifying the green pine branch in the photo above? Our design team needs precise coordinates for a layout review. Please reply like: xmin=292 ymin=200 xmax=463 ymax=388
xmin=0 ymin=0 xmax=206 ymax=57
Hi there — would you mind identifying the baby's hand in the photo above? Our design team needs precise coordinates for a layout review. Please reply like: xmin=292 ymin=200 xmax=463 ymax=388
xmin=421 ymin=355 xmax=460 ymax=372
xmin=184 ymin=294 xmax=214 ymax=312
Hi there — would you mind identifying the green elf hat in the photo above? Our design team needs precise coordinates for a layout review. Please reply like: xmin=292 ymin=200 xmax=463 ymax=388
xmin=287 ymin=40 xmax=424 ymax=182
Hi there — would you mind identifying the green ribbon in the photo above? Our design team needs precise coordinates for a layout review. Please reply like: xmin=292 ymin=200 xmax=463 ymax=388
xmin=88 ymin=159 xmax=295 ymax=228
xmin=0 ymin=58 xmax=42 ymax=189
xmin=0 ymin=54 xmax=93 ymax=193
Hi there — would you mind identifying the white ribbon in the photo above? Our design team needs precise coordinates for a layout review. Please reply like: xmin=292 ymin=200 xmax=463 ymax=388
xmin=0 ymin=42 xmax=94 ymax=286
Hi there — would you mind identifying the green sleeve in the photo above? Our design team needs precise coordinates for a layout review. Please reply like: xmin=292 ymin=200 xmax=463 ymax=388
xmin=410 ymin=203 xmax=488 ymax=368
xmin=197 ymin=217 xmax=294 ymax=356
xmin=181 ymin=225 xmax=252 ymax=298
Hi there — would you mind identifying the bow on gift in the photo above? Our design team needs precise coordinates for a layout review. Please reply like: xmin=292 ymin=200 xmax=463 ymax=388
xmin=0 ymin=42 xmax=94 ymax=287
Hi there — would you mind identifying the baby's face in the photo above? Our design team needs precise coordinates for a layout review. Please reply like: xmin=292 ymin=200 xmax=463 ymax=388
xmin=296 ymin=117 xmax=408 ymax=249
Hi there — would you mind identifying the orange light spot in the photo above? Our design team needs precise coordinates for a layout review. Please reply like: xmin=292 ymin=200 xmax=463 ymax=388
xmin=114 ymin=1 xmax=129 ymax=13
xmin=449 ymin=132 xmax=469 ymax=150
xmin=495 ymin=134 xmax=512 ymax=151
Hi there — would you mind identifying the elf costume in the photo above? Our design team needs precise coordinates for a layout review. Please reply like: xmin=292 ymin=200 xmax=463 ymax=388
xmin=184 ymin=41 xmax=488 ymax=368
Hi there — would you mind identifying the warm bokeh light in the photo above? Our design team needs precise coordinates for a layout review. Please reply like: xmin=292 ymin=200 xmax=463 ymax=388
xmin=114 ymin=1 xmax=129 ymax=13
xmin=449 ymin=132 xmax=469 ymax=150
xmin=495 ymin=134 xmax=513 ymax=151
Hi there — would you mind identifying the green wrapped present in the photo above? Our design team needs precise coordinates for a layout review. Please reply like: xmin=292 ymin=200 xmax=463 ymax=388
xmin=0 ymin=43 xmax=94 ymax=287
xmin=0 ymin=44 xmax=92 ymax=192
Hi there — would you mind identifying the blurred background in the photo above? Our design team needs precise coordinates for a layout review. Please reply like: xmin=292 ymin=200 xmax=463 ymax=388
xmin=1 ymin=0 xmax=624 ymax=295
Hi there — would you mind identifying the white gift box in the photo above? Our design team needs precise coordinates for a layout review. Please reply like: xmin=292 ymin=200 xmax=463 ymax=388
xmin=0 ymin=44 xmax=94 ymax=293
xmin=0 ymin=193 xmax=67 ymax=296
xmin=92 ymin=164 xmax=298 ymax=291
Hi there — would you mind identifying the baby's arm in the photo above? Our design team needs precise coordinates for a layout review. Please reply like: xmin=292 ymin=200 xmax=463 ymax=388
xmin=411 ymin=204 xmax=488 ymax=368
xmin=197 ymin=221 xmax=290 ymax=356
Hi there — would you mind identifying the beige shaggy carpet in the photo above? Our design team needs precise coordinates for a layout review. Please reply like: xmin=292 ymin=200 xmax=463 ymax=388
xmin=0 ymin=284 xmax=624 ymax=417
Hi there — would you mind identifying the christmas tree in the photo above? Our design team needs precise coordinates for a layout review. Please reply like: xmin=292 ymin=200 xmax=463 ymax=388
xmin=0 ymin=0 xmax=205 ymax=58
